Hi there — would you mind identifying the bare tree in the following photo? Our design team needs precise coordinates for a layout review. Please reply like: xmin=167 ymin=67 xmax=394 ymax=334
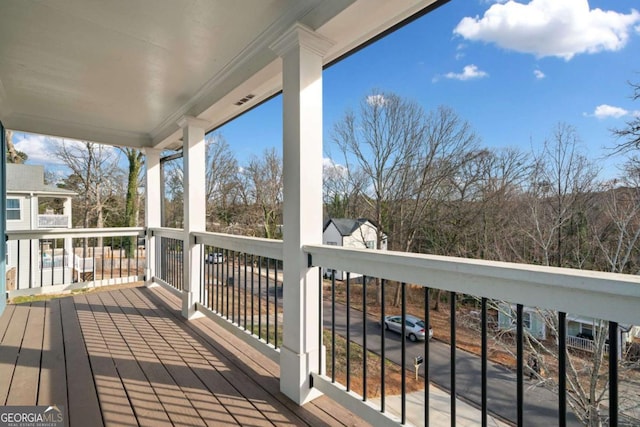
xmin=205 ymin=133 xmax=240 ymax=229
xmin=519 ymin=123 xmax=599 ymax=267
xmin=611 ymin=81 xmax=640 ymax=154
xmin=55 ymin=141 xmax=122 ymax=229
xmin=239 ymin=148 xmax=283 ymax=238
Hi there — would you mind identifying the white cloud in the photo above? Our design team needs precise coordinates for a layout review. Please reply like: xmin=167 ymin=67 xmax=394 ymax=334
xmin=454 ymin=0 xmax=640 ymax=60
xmin=592 ymin=104 xmax=631 ymax=119
xmin=13 ymin=133 xmax=66 ymax=164
xmin=443 ymin=64 xmax=489 ymax=81
xmin=533 ymin=69 xmax=545 ymax=79
xmin=366 ymin=94 xmax=386 ymax=106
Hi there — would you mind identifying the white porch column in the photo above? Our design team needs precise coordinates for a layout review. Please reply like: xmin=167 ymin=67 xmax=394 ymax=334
xmin=179 ymin=116 xmax=208 ymax=319
xmin=271 ymin=23 xmax=333 ymax=405
xmin=144 ymin=148 xmax=162 ymax=285
xmin=63 ymin=197 xmax=72 ymax=228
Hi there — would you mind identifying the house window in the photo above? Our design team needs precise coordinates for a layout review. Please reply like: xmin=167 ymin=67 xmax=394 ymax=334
xmin=365 ymin=240 xmax=375 ymax=249
xmin=523 ymin=312 xmax=531 ymax=329
xmin=7 ymin=198 xmax=21 ymax=220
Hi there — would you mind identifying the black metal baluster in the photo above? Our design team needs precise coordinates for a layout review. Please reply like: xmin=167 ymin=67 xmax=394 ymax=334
xmin=381 ymin=278 xmax=386 ymax=412
xmin=609 ymin=321 xmax=619 ymax=427
xmin=226 ymin=249 xmax=230 ymax=319
xmin=251 ymin=254 xmax=255 ymax=333
xmin=517 ymin=304 xmax=524 ymax=427
xmin=258 ymin=256 xmax=262 ymax=340
xmin=451 ymin=291 xmax=456 ymax=427
xmin=401 ymin=282 xmax=406 ymax=425
xmin=346 ymin=272 xmax=351 ymax=391
xmin=266 ymin=258 xmax=270 ymax=345
xmin=243 ymin=253 xmax=248 ymax=330
xmin=275 ymin=259 xmax=278 ymax=349
xmin=119 ymin=236 xmax=123 ymax=278
xmin=232 ymin=251 xmax=236 ymax=324
xmin=482 ymin=297 xmax=488 ymax=427
xmin=331 ymin=270 xmax=336 ymax=383
xmin=363 ymin=275 xmax=368 ymax=402
xmin=425 ymin=287 xmax=431 ymax=427
xmin=318 ymin=267 xmax=323 ymax=375
xmin=557 ymin=312 xmax=567 ymax=427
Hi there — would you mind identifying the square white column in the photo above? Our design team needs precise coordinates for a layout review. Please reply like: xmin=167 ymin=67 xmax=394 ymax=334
xmin=271 ymin=23 xmax=333 ymax=405
xmin=144 ymin=148 xmax=162 ymax=285
xmin=179 ymin=116 xmax=209 ymax=319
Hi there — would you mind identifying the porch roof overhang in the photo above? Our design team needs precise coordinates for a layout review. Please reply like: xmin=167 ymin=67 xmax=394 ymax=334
xmin=0 ymin=0 xmax=445 ymax=151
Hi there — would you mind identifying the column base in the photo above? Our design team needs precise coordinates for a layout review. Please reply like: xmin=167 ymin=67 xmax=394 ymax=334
xmin=280 ymin=345 xmax=324 ymax=405
xmin=182 ymin=290 xmax=205 ymax=320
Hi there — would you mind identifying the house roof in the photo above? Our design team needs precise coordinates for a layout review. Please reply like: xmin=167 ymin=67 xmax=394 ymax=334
xmin=324 ymin=218 xmax=371 ymax=236
xmin=6 ymin=164 xmax=76 ymax=196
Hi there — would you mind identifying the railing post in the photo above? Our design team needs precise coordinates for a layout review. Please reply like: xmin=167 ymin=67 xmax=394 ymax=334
xmin=270 ymin=23 xmax=333 ymax=405
xmin=144 ymin=148 xmax=162 ymax=286
xmin=179 ymin=116 xmax=209 ymax=319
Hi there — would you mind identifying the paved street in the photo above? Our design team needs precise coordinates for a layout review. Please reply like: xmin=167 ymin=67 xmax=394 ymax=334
xmin=325 ymin=301 xmax=582 ymax=426
xmin=210 ymin=267 xmax=587 ymax=425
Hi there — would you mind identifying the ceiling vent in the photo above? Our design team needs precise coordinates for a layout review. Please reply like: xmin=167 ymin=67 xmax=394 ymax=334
xmin=234 ymin=94 xmax=255 ymax=106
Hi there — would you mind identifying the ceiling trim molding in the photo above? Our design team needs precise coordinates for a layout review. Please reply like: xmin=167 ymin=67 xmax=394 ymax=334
xmin=5 ymin=113 xmax=152 ymax=148
xmin=177 ymin=116 xmax=210 ymax=130
xmin=270 ymin=23 xmax=334 ymax=58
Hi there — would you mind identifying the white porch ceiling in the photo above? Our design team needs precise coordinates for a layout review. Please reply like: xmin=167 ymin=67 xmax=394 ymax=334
xmin=0 ymin=0 xmax=444 ymax=151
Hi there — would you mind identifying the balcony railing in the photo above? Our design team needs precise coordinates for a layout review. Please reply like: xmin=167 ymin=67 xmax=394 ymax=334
xmin=6 ymin=226 xmax=640 ymax=426
xmin=6 ymin=227 xmax=146 ymax=297
xmin=566 ymin=334 xmax=610 ymax=355
xmin=37 ymin=214 xmax=70 ymax=228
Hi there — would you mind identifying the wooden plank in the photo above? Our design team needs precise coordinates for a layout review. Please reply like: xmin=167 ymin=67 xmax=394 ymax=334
xmin=0 ymin=303 xmax=29 ymax=405
xmin=145 ymin=285 xmax=369 ymax=427
xmin=119 ymin=288 xmax=246 ymax=426
xmin=86 ymin=292 xmax=172 ymax=427
xmin=76 ymin=294 xmax=138 ymax=427
xmin=7 ymin=301 xmax=45 ymax=405
xmin=132 ymin=287 xmax=308 ymax=426
xmin=104 ymin=289 xmax=207 ymax=427
xmin=38 ymin=299 xmax=69 ymax=422
xmin=0 ymin=304 xmax=16 ymax=342
xmin=59 ymin=296 xmax=104 ymax=427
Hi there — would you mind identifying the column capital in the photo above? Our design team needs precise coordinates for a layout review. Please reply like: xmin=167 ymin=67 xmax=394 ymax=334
xmin=270 ymin=23 xmax=334 ymax=58
xmin=177 ymin=115 xmax=210 ymax=130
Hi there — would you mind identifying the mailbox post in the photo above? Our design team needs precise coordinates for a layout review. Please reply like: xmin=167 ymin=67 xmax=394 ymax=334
xmin=414 ymin=355 xmax=424 ymax=380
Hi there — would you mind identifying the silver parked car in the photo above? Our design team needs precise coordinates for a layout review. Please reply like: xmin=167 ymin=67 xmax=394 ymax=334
xmin=383 ymin=314 xmax=433 ymax=342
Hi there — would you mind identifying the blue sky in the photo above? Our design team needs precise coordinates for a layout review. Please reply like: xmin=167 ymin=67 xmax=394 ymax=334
xmin=13 ymin=0 xmax=640 ymax=180
xmin=221 ymin=0 xmax=640 ymax=180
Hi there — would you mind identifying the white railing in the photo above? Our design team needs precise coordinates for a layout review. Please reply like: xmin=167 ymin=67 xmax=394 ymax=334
xmin=5 ymin=227 xmax=146 ymax=297
xmin=37 ymin=214 xmax=69 ymax=228
xmin=566 ymin=335 xmax=610 ymax=354
xmin=304 ymin=244 xmax=640 ymax=326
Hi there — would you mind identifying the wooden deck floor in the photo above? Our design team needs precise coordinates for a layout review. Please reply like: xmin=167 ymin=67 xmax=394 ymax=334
xmin=0 ymin=284 xmax=368 ymax=427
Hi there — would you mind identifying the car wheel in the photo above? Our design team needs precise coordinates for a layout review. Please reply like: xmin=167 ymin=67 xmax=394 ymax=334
xmin=408 ymin=333 xmax=417 ymax=342
xmin=384 ymin=322 xmax=389 ymax=330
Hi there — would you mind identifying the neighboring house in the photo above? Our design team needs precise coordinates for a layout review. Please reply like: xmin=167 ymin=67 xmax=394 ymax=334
xmin=497 ymin=305 xmax=639 ymax=358
xmin=566 ymin=315 xmax=640 ymax=358
xmin=497 ymin=304 xmax=547 ymax=340
xmin=322 ymin=218 xmax=387 ymax=280
xmin=6 ymin=164 xmax=77 ymax=291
